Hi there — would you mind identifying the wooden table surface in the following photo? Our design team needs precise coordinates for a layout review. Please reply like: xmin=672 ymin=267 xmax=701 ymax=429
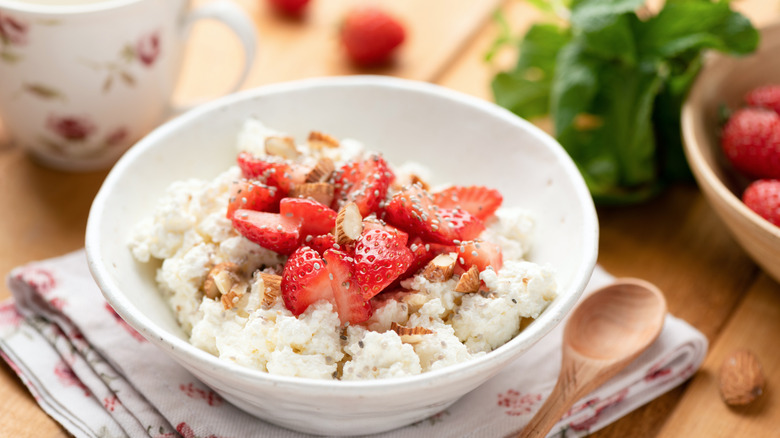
xmin=2 ymin=0 xmax=779 ymax=436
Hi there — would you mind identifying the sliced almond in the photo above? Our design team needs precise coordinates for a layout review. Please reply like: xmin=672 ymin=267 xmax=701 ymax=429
xmin=454 ymin=265 xmax=480 ymax=293
xmin=290 ymin=182 xmax=335 ymax=206
xmin=335 ymin=202 xmax=363 ymax=245
xmin=308 ymin=131 xmax=340 ymax=149
xmin=391 ymin=322 xmax=434 ymax=344
xmin=305 ymin=157 xmax=335 ymax=183
xmin=221 ymin=281 xmax=247 ymax=310
xmin=422 ymin=253 xmax=456 ymax=282
xmin=409 ymin=174 xmax=430 ymax=191
xmin=203 ymin=262 xmax=240 ymax=299
xmin=259 ymin=273 xmax=282 ymax=308
xmin=264 ymin=136 xmax=299 ymax=159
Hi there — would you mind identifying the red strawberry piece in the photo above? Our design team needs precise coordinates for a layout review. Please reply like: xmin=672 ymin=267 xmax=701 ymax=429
xmin=721 ymin=108 xmax=780 ymax=179
xmin=226 ymin=180 xmax=281 ymax=219
xmin=280 ymin=197 xmax=337 ymax=237
xmin=340 ymin=6 xmax=406 ymax=66
xmin=745 ymin=85 xmax=780 ymax=114
xmin=383 ymin=185 xmax=457 ymax=244
xmin=402 ymin=237 xmax=454 ymax=277
xmin=236 ymin=152 xmax=295 ymax=193
xmin=438 ymin=208 xmax=485 ymax=241
xmin=268 ymin=0 xmax=310 ymax=16
xmin=231 ymin=209 xmax=302 ymax=255
xmin=361 ymin=219 xmax=409 ymax=246
xmin=742 ymin=179 xmax=780 ymax=227
xmin=353 ymin=227 xmax=414 ymax=299
xmin=306 ymin=233 xmax=337 ymax=255
xmin=323 ymin=249 xmax=372 ymax=324
xmin=432 ymin=186 xmax=503 ymax=221
xmin=281 ymin=246 xmax=334 ymax=315
xmin=455 ymin=240 xmax=503 ymax=273
xmin=331 ymin=154 xmax=394 ymax=216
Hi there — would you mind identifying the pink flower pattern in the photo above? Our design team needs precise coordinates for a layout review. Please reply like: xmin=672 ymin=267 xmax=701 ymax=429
xmin=136 ymin=31 xmax=161 ymax=67
xmin=0 ymin=302 xmax=23 ymax=328
xmin=0 ymin=13 xmax=28 ymax=46
xmin=104 ymin=126 xmax=129 ymax=147
xmin=176 ymin=422 xmax=228 ymax=438
xmin=47 ymin=114 xmax=97 ymax=142
xmin=13 ymin=267 xmax=57 ymax=295
xmin=180 ymin=382 xmax=223 ymax=407
xmin=567 ymin=388 xmax=629 ymax=432
xmin=104 ymin=303 xmax=146 ymax=343
xmin=53 ymin=360 xmax=90 ymax=397
xmin=497 ymin=389 xmax=543 ymax=416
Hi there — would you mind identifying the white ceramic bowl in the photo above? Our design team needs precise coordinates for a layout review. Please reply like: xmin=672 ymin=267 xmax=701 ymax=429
xmin=85 ymin=76 xmax=598 ymax=436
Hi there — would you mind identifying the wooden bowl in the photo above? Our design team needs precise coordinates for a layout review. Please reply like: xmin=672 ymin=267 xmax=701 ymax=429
xmin=681 ymin=21 xmax=780 ymax=283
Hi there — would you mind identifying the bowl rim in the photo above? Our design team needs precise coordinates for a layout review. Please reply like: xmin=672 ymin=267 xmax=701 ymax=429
xmin=85 ymin=75 xmax=598 ymax=391
xmin=680 ymin=22 xmax=780 ymax=242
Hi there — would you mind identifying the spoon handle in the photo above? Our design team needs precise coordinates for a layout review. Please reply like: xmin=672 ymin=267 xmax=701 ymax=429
xmin=515 ymin=371 xmax=582 ymax=438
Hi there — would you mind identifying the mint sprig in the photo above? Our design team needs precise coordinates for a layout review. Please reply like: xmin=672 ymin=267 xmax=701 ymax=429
xmin=491 ymin=0 xmax=759 ymax=204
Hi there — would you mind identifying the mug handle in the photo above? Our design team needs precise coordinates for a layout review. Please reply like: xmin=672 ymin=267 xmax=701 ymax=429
xmin=174 ymin=0 xmax=257 ymax=113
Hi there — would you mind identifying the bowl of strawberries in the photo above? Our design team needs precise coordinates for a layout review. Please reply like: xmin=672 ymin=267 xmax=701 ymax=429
xmin=682 ymin=20 xmax=780 ymax=284
xmin=85 ymin=75 xmax=598 ymax=435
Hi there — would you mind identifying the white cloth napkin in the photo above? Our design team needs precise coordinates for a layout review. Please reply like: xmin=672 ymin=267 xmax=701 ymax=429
xmin=0 ymin=250 xmax=707 ymax=438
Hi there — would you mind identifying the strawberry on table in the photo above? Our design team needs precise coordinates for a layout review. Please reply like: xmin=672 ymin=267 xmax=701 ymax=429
xmin=353 ymin=227 xmax=413 ymax=299
xmin=340 ymin=6 xmax=406 ymax=66
xmin=226 ymin=180 xmax=280 ymax=219
xmin=745 ymin=85 xmax=780 ymax=115
xmin=455 ymin=240 xmax=503 ymax=273
xmin=231 ymin=209 xmax=302 ymax=255
xmin=432 ymin=186 xmax=503 ymax=221
xmin=742 ymin=179 xmax=780 ymax=227
xmin=331 ymin=153 xmax=394 ymax=216
xmin=281 ymin=246 xmax=334 ymax=315
xmin=721 ymin=108 xmax=780 ymax=179
xmin=323 ymin=249 xmax=372 ymax=324
xmin=279 ymin=197 xmax=337 ymax=237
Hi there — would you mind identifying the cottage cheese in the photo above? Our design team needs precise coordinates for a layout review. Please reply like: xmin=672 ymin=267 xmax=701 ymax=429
xmin=128 ymin=119 xmax=558 ymax=380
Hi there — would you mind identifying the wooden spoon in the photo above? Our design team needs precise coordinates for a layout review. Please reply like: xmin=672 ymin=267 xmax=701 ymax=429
xmin=518 ymin=278 xmax=667 ymax=438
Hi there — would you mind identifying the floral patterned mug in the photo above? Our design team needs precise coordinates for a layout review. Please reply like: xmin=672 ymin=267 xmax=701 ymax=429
xmin=0 ymin=0 xmax=256 ymax=171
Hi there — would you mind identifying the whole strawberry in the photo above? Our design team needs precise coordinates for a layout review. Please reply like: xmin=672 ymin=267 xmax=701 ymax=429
xmin=268 ymin=0 xmax=310 ymax=16
xmin=721 ymin=108 xmax=780 ymax=179
xmin=745 ymin=85 xmax=780 ymax=115
xmin=340 ymin=6 xmax=405 ymax=66
xmin=742 ymin=179 xmax=780 ymax=227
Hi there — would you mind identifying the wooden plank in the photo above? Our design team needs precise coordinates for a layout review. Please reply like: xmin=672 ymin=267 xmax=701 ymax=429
xmin=658 ymin=275 xmax=780 ymax=437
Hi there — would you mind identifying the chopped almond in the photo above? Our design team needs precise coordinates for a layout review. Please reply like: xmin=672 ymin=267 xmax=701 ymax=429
xmin=335 ymin=202 xmax=363 ymax=245
xmin=259 ymin=273 xmax=282 ymax=308
xmin=391 ymin=322 xmax=434 ymax=344
xmin=308 ymin=131 xmax=340 ymax=149
xmin=203 ymin=262 xmax=240 ymax=299
xmin=289 ymin=182 xmax=335 ymax=206
xmin=422 ymin=253 xmax=456 ymax=282
xmin=264 ymin=136 xmax=299 ymax=159
xmin=454 ymin=265 xmax=480 ymax=293
xmin=305 ymin=157 xmax=335 ymax=183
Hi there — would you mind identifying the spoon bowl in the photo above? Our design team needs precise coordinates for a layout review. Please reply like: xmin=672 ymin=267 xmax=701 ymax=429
xmin=519 ymin=279 xmax=667 ymax=438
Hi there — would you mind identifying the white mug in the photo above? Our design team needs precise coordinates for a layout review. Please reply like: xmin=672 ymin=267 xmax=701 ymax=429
xmin=0 ymin=0 xmax=256 ymax=171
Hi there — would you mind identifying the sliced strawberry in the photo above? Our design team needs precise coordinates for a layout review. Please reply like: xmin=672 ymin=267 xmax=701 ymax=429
xmin=231 ymin=209 xmax=302 ymax=255
xmin=306 ymin=233 xmax=337 ymax=255
xmin=432 ymin=186 xmax=503 ymax=221
xmin=280 ymin=197 xmax=337 ymax=236
xmin=455 ymin=240 xmax=503 ymax=272
xmin=383 ymin=185 xmax=456 ymax=244
xmin=331 ymin=154 xmax=394 ymax=216
xmin=226 ymin=180 xmax=281 ymax=219
xmin=323 ymin=249 xmax=372 ymax=324
xmin=237 ymin=152 xmax=295 ymax=193
xmin=281 ymin=246 xmax=334 ymax=315
xmin=439 ymin=208 xmax=485 ymax=241
xmin=361 ymin=219 xmax=409 ymax=246
xmin=353 ymin=227 xmax=413 ymax=299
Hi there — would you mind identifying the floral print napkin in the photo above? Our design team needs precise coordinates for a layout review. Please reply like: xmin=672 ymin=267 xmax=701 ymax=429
xmin=0 ymin=250 xmax=707 ymax=438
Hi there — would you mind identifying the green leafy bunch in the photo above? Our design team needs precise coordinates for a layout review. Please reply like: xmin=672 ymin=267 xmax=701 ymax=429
xmin=492 ymin=0 xmax=759 ymax=204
